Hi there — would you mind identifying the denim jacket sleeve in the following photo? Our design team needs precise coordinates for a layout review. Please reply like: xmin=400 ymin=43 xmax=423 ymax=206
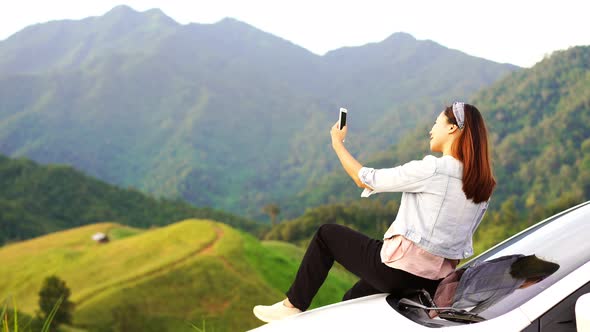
xmin=358 ymin=155 xmax=437 ymax=197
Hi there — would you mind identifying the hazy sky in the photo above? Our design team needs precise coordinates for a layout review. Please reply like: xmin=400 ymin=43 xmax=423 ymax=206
xmin=1 ymin=0 xmax=589 ymax=67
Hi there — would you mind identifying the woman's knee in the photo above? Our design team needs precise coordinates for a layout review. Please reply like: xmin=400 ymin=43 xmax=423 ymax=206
xmin=316 ymin=223 xmax=342 ymax=240
xmin=317 ymin=223 xmax=337 ymax=232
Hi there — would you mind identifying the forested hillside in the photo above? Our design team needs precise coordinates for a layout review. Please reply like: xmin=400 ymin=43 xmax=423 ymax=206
xmin=0 ymin=154 xmax=263 ymax=245
xmin=270 ymin=46 xmax=590 ymax=256
xmin=264 ymin=200 xmax=400 ymax=247
xmin=0 ymin=5 xmax=517 ymax=220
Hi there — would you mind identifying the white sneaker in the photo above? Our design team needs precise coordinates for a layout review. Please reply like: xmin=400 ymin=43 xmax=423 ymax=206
xmin=253 ymin=300 xmax=302 ymax=322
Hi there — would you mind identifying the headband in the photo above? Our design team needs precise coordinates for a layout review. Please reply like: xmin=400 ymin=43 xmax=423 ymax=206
xmin=452 ymin=102 xmax=465 ymax=130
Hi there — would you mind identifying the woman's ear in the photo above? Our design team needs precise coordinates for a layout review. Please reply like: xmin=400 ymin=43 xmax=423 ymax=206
xmin=448 ymin=124 xmax=459 ymax=135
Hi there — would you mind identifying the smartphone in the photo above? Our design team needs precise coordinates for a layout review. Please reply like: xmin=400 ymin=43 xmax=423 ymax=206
xmin=339 ymin=107 xmax=347 ymax=130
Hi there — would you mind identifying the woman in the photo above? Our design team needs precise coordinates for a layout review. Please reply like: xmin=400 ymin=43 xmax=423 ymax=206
xmin=253 ymin=102 xmax=496 ymax=322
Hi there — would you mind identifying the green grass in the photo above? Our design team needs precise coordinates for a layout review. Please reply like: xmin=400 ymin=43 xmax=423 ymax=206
xmin=1 ymin=220 xmax=357 ymax=331
xmin=249 ymin=240 xmax=358 ymax=310
xmin=0 ymin=221 xmax=217 ymax=313
xmin=1 ymin=296 xmax=62 ymax=332
xmin=106 ymin=226 xmax=143 ymax=241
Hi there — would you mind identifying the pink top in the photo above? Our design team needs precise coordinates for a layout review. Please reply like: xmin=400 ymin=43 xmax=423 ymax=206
xmin=380 ymin=231 xmax=460 ymax=280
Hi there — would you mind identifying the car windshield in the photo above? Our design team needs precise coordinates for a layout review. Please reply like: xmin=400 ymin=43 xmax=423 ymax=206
xmin=454 ymin=201 xmax=590 ymax=319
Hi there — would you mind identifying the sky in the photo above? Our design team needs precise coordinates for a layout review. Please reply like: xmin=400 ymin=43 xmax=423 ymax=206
xmin=1 ymin=0 xmax=589 ymax=68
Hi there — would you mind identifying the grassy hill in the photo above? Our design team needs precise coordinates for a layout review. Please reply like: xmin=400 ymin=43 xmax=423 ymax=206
xmin=0 ymin=220 xmax=357 ymax=331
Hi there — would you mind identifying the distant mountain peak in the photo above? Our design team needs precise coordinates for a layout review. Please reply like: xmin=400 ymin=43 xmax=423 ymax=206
xmin=386 ymin=32 xmax=417 ymax=42
xmin=144 ymin=8 xmax=166 ymax=16
xmin=104 ymin=4 xmax=138 ymax=17
xmin=381 ymin=31 xmax=420 ymax=48
xmin=323 ymin=31 xmax=421 ymax=57
xmin=101 ymin=5 xmax=177 ymax=26
xmin=215 ymin=17 xmax=256 ymax=30
xmin=218 ymin=17 xmax=242 ymax=24
xmin=143 ymin=8 xmax=178 ymax=26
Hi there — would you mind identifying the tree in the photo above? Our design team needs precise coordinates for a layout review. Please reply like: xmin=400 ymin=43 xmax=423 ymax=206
xmin=38 ymin=275 xmax=75 ymax=331
xmin=262 ymin=203 xmax=281 ymax=226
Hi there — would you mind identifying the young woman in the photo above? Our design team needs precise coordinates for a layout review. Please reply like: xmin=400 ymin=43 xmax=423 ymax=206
xmin=253 ymin=102 xmax=496 ymax=322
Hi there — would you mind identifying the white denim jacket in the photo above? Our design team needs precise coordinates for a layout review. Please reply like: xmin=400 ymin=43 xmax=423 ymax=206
xmin=358 ymin=155 xmax=489 ymax=259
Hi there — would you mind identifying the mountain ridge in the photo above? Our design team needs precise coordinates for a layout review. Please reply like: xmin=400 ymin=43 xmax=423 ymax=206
xmin=0 ymin=6 xmax=518 ymax=220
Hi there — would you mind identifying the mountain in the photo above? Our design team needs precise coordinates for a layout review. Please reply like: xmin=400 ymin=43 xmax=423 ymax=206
xmin=0 ymin=154 xmax=263 ymax=245
xmin=278 ymin=46 xmax=590 ymax=255
xmin=0 ymin=6 xmax=178 ymax=75
xmin=0 ymin=220 xmax=357 ymax=331
xmin=0 ymin=5 xmax=518 ymax=220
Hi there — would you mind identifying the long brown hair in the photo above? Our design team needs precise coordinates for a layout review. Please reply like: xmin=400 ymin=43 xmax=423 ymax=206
xmin=444 ymin=104 xmax=496 ymax=203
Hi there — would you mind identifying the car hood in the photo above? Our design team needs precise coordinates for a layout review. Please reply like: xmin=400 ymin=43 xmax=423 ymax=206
xmin=248 ymin=294 xmax=432 ymax=331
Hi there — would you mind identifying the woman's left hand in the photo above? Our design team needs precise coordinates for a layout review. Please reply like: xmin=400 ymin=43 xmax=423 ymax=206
xmin=330 ymin=121 xmax=347 ymax=144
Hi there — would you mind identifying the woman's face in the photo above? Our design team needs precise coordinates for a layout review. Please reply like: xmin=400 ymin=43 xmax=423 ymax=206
xmin=429 ymin=112 xmax=454 ymax=152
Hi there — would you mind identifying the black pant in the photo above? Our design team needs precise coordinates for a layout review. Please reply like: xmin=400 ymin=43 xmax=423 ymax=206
xmin=286 ymin=223 xmax=442 ymax=311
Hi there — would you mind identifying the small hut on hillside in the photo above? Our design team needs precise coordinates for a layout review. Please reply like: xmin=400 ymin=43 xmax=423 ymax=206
xmin=91 ymin=232 xmax=109 ymax=244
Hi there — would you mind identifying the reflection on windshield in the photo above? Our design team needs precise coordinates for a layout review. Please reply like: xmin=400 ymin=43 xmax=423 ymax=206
xmin=429 ymin=254 xmax=559 ymax=318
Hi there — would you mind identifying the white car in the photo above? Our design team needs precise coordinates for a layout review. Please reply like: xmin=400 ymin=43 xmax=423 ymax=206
xmin=250 ymin=201 xmax=590 ymax=331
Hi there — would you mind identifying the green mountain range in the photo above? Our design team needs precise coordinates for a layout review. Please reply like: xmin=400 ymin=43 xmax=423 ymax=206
xmin=0 ymin=5 xmax=517 ymax=220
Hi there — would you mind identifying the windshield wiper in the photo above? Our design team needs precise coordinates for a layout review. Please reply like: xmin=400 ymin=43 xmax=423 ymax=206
xmin=437 ymin=309 xmax=486 ymax=323
xmin=397 ymin=298 xmax=486 ymax=324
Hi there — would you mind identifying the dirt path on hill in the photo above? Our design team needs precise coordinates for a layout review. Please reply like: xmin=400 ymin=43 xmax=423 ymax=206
xmin=76 ymin=224 xmax=226 ymax=307
xmin=199 ymin=228 xmax=238 ymax=274
xmin=201 ymin=226 xmax=223 ymax=255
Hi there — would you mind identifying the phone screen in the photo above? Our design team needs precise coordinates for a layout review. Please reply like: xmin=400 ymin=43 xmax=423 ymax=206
xmin=339 ymin=109 xmax=347 ymax=129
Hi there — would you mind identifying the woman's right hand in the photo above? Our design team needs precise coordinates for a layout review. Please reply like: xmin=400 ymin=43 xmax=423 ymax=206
xmin=330 ymin=121 xmax=347 ymax=144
